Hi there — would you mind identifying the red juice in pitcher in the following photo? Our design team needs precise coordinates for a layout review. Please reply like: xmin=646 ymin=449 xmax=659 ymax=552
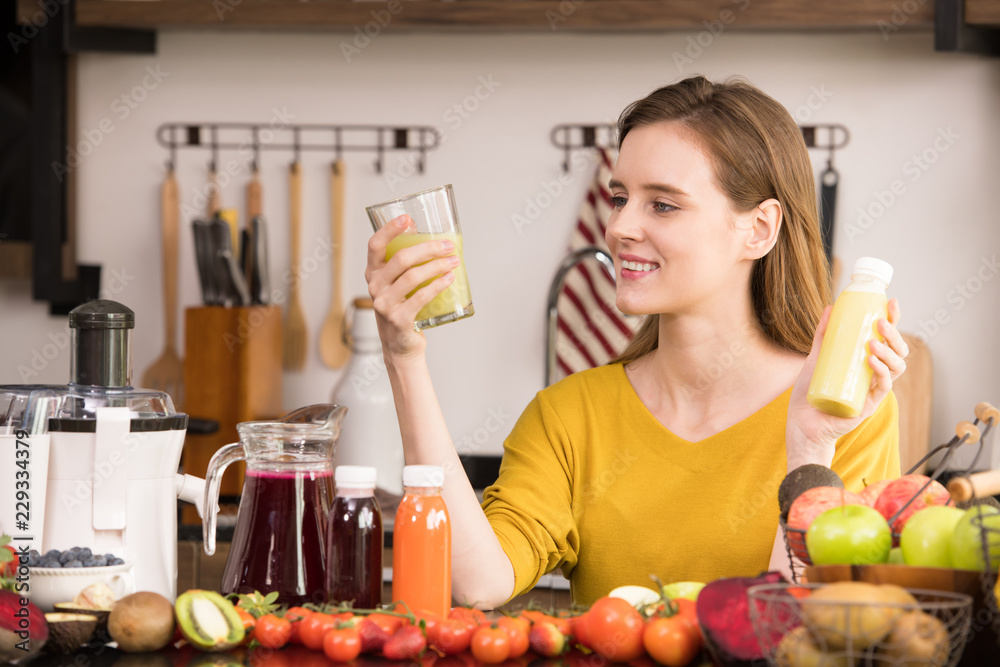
xmin=221 ymin=468 xmax=333 ymax=607
xmin=327 ymin=466 xmax=383 ymax=608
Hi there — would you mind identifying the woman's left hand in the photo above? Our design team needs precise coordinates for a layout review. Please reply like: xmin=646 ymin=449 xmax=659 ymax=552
xmin=785 ymin=298 xmax=908 ymax=470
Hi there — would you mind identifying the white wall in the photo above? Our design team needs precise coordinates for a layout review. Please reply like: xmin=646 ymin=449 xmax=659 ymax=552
xmin=2 ymin=28 xmax=999 ymax=469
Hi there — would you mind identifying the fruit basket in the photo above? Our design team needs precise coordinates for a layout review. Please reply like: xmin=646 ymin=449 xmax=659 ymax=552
xmin=747 ymin=582 xmax=973 ymax=667
xmin=780 ymin=402 xmax=998 ymax=584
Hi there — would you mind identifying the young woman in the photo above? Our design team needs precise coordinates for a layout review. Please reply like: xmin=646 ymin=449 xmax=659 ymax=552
xmin=364 ymin=76 xmax=907 ymax=608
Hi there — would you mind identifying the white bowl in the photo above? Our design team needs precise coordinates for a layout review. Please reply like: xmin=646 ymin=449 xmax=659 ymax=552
xmin=27 ymin=561 xmax=135 ymax=612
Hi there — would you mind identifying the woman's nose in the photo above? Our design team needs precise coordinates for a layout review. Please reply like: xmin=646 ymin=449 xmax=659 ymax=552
xmin=607 ymin=203 xmax=643 ymax=243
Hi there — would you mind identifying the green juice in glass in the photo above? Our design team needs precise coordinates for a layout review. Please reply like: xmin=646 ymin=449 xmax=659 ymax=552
xmin=385 ymin=231 xmax=474 ymax=329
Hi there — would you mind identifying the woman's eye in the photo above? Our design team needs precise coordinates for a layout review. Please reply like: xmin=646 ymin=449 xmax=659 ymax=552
xmin=610 ymin=196 xmax=627 ymax=209
xmin=653 ymin=202 xmax=677 ymax=214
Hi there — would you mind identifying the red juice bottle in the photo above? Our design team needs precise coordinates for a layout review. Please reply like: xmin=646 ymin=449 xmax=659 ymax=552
xmin=327 ymin=465 xmax=384 ymax=608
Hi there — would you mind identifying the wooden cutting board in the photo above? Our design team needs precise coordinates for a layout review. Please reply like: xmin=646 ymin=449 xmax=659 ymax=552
xmin=893 ymin=332 xmax=933 ymax=474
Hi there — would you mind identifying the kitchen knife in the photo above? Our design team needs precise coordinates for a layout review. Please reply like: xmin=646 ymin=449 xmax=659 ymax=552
xmin=192 ymin=219 xmax=217 ymax=305
xmin=250 ymin=215 xmax=271 ymax=305
xmin=209 ymin=217 xmax=250 ymax=306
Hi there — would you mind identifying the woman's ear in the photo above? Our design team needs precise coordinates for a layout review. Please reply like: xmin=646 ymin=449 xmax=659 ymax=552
xmin=743 ymin=198 xmax=782 ymax=259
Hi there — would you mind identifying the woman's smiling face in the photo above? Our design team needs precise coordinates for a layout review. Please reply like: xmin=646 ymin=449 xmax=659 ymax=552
xmin=606 ymin=121 xmax=756 ymax=318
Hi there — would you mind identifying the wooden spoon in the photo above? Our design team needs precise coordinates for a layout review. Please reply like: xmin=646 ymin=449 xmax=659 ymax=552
xmin=283 ymin=161 xmax=308 ymax=371
xmin=142 ymin=167 xmax=185 ymax=408
xmin=319 ymin=160 xmax=350 ymax=369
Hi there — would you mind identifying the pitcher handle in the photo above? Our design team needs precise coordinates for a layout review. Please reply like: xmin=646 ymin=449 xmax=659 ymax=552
xmin=203 ymin=442 xmax=245 ymax=556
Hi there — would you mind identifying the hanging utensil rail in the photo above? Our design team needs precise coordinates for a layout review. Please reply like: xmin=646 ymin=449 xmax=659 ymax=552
xmin=156 ymin=123 xmax=442 ymax=173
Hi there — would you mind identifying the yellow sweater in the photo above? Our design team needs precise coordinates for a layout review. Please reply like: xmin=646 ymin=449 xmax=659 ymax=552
xmin=482 ymin=363 xmax=900 ymax=606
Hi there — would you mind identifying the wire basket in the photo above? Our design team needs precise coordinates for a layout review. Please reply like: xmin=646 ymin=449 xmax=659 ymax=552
xmin=968 ymin=500 xmax=1000 ymax=644
xmin=780 ymin=404 xmax=997 ymax=584
xmin=748 ymin=583 xmax=973 ymax=667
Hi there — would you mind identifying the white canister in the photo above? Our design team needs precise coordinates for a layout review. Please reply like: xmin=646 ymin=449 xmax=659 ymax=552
xmin=331 ymin=298 xmax=405 ymax=496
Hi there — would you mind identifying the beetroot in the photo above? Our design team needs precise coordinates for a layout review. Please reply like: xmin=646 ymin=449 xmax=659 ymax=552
xmin=0 ymin=590 xmax=48 ymax=662
xmin=696 ymin=572 xmax=789 ymax=667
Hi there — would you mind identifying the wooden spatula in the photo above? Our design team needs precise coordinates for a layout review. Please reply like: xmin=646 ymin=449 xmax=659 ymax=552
xmin=319 ymin=160 xmax=350 ymax=369
xmin=142 ymin=167 xmax=185 ymax=408
xmin=283 ymin=161 xmax=308 ymax=371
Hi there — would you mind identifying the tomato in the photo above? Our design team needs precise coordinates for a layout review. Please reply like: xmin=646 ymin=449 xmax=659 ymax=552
xmin=642 ymin=615 xmax=700 ymax=667
xmin=323 ymin=625 xmax=362 ymax=662
xmin=416 ymin=612 xmax=443 ymax=645
xmin=569 ymin=612 xmax=594 ymax=650
xmin=235 ymin=607 xmax=256 ymax=643
xmin=368 ymin=612 xmax=405 ymax=636
xmin=583 ymin=597 xmax=645 ymax=662
xmin=254 ymin=614 xmax=292 ymax=649
xmin=470 ymin=624 xmax=511 ymax=665
xmin=496 ymin=616 xmax=530 ymax=659
xmin=448 ymin=606 xmax=487 ymax=626
xmin=284 ymin=606 xmax=313 ymax=645
xmin=433 ymin=618 xmax=475 ymax=655
xmin=299 ymin=612 xmax=338 ymax=651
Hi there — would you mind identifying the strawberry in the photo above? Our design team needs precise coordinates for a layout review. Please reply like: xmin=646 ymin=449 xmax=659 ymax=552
xmin=358 ymin=617 xmax=390 ymax=654
xmin=529 ymin=622 xmax=566 ymax=658
xmin=383 ymin=625 xmax=427 ymax=661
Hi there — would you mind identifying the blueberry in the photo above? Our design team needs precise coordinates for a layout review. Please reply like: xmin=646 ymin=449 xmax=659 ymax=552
xmin=103 ymin=553 xmax=115 ymax=563
xmin=78 ymin=547 xmax=92 ymax=559
xmin=64 ymin=560 xmax=83 ymax=568
xmin=27 ymin=555 xmax=39 ymax=567
xmin=28 ymin=549 xmax=39 ymax=558
xmin=91 ymin=555 xmax=107 ymax=567
xmin=39 ymin=559 xmax=60 ymax=568
xmin=110 ymin=558 xmax=124 ymax=566
xmin=58 ymin=551 xmax=75 ymax=564
xmin=82 ymin=558 xmax=98 ymax=567
xmin=44 ymin=549 xmax=60 ymax=560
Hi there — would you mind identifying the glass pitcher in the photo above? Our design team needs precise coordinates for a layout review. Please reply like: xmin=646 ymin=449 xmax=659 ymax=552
xmin=203 ymin=404 xmax=347 ymax=606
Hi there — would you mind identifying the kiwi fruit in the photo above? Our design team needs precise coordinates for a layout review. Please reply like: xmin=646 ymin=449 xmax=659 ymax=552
xmin=880 ymin=611 xmax=949 ymax=666
xmin=174 ymin=590 xmax=245 ymax=652
xmin=800 ymin=582 xmax=898 ymax=650
xmin=107 ymin=592 xmax=176 ymax=653
xmin=779 ymin=464 xmax=844 ymax=517
xmin=43 ymin=613 xmax=99 ymax=653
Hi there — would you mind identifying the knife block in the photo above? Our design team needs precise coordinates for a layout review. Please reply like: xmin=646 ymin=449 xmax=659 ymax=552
xmin=180 ymin=305 xmax=283 ymax=525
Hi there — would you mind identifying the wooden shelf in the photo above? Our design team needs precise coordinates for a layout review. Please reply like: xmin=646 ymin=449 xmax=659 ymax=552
xmin=31 ymin=0 xmax=936 ymax=31
xmin=967 ymin=0 xmax=1000 ymax=27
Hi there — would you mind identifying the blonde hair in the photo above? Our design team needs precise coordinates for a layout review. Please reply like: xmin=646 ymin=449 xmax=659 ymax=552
xmin=611 ymin=76 xmax=830 ymax=364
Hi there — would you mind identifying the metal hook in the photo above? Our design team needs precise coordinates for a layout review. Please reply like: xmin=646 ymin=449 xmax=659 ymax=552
xmin=334 ymin=127 xmax=343 ymax=165
xmin=251 ymin=126 xmax=260 ymax=171
xmin=293 ymin=127 xmax=301 ymax=164
xmin=374 ymin=128 xmax=384 ymax=174
xmin=167 ymin=126 xmax=177 ymax=171
xmin=210 ymin=125 xmax=219 ymax=172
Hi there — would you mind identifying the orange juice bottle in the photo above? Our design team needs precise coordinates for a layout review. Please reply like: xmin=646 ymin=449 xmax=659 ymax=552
xmin=392 ymin=465 xmax=451 ymax=617
xmin=808 ymin=257 xmax=894 ymax=418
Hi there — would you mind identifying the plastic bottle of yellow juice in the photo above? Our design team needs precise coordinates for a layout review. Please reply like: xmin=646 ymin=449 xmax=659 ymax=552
xmin=807 ymin=257 xmax=894 ymax=418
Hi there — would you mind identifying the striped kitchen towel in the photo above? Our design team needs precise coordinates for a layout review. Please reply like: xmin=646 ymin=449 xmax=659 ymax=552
xmin=553 ymin=148 xmax=641 ymax=384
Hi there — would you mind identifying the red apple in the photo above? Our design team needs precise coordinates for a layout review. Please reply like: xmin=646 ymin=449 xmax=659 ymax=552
xmin=858 ymin=479 xmax=893 ymax=507
xmin=786 ymin=486 xmax=865 ymax=561
xmin=873 ymin=474 xmax=950 ymax=539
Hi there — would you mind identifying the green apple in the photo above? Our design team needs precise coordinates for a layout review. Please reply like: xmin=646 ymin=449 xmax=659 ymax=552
xmin=659 ymin=581 xmax=705 ymax=602
xmin=607 ymin=585 xmax=660 ymax=608
xmin=900 ymin=505 xmax=965 ymax=567
xmin=806 ymin=504 xmax=892 ymax=565
xmin=888 ymin=547 xmax=905 ymax=565
xmin=950 ymin=504 xmax=1000 ymax=571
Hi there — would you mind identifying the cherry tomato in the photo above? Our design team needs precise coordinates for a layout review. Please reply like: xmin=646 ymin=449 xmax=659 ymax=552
xmin=284 ymin=606 xmax=313 ymax=645
xmin=299 ymin=612 xmax=338 ymax=651
xmin=496 ymin=616 xmax=530 ymax=659
xmin=448 ymin=606 xmax=487 ymax=626
xmin=470 ymin=624 xmax=511 ymax=665
xmin=433 ymin=618 xmax=475 ymax=655
xmin=323 ymin=625 xmax=362 ymax=662
xmin=569 ymin=612 xmax=594 ymax=650
xmin=642 ymin=615 xmax=700 ymax=667
xmin=234 ymin=607 xmax=256 ymax=643
xmin=254 ymin=614 xmax=292 ymax=650
xmin=416 ymin=612 xmax=443 ymax=645
xmin=584 ymin=596 xmax=645 ymax=662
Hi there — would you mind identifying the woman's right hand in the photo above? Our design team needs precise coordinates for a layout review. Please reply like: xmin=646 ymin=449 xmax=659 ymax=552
xmin=365 ymin=214 xmax=460 ymax=359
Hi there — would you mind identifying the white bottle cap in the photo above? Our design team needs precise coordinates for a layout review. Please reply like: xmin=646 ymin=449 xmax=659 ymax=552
xmin=402 ymin=465 xmax=445 ymax=488
xmin=335 ymin=465 xmax=377 ymax=489
xmin=851 ymin=257 xmax=893 ymax=285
